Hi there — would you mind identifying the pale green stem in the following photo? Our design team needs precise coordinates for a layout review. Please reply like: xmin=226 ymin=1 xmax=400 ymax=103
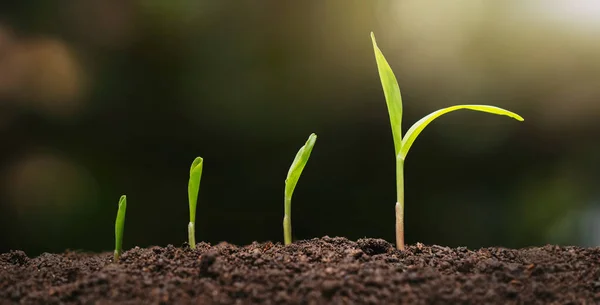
xmin=188 ymin=222 xmax=196 ymax=249
xmin=283 ymin=197 xmax=292 ymax=245
xmin=396 ymin=157 xmax=405 ymax=250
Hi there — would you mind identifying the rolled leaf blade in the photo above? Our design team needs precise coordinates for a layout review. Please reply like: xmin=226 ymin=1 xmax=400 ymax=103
xmin=114 ymin=195 xmax=127 ymax=260
xmin=188 ymin=157 xmax=203 ymax=223
xmin=285 ymin=133 xmax=317 ymax=198
xmin=399 ymin=105 xmax=524 ymax=160
xmin=371 ymin=32 xmax=403 ymax=155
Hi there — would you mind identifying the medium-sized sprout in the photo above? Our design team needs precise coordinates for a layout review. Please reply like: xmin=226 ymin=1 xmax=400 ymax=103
xmin=371 ymin=32 xmax=524 ymax=250
xmin=284 ymin=133 xmax=317 ymax=245
xmin=114 ymin=195 xmax=127 ymax=261
xmin=188 ymin=157 xmax=203 ymax=249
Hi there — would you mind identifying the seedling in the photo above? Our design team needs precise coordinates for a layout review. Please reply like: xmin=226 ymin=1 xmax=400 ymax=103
xmin=114 ymin=195 xmax=127 ymax=261
xmin=188 ymin=157 xmax=203 ymax=249
xmin=284 ymin=133 xmax=317 ymax=245
xmin=370 ymin=32 xmax=524 ymax=250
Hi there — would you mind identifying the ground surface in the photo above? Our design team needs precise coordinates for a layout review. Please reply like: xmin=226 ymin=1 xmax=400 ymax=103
xmin=1 ymin=237 xmax=599 ymax=304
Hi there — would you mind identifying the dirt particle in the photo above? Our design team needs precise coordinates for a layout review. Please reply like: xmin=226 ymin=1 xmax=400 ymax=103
xmin=0 ymin=250 xmax=29 ymax=266
xmin=321 ymin=280 xmax=341 ymax=297
xmin=357 ymin=238 xmax=392 ymax=255
xmin=344 ymin=248 xmax=364 ymax=259
xmin=199 ymin=251 xmax=217 ymax=277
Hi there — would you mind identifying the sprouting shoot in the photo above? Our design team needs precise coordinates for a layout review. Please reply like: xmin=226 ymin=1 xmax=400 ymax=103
xmin=370 ymin=32 xmax=524 ymax=250
xmin=284 ymin=133 xmax=317 ymax=245
xmin=114 ymin=195 xmax=127 ymax=261
xmin=188 ymin=157 xmax=203 ymax=249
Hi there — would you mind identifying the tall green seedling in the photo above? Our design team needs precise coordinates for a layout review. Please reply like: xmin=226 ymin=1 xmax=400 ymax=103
xmin=114 ymin=195 xmax=127 ymax=261
xmin=284 ymin=133 xmax=317 ymax=245
xmin=188 ymin=157 xmax=203 ymax=249
xmin=371 ymin=32 xmax=524 ymax=250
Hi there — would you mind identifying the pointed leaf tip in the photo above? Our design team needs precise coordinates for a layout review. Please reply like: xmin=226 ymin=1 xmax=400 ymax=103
xmin=371 ymin=32 xmax=403 ymax=155
xmin=285 ymin=133 xmax=317 ymax=198
xmin=399 ymin=105 xmax=524 ymax=160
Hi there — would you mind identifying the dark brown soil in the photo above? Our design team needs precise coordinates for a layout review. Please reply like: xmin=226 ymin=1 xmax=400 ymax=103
xmin=1 ymin=237 xmax=599 ymax=304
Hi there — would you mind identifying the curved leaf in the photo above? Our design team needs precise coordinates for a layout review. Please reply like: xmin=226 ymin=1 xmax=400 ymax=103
xmin=285 ymin=133 xmax=317 ymax=198
xmin=188 ymin=157 xmax=203 ymax=223
xmin=399 ymin=105 xmax=524 ymax=160
xmin=371 ymin=32 xmax=403 ymax=155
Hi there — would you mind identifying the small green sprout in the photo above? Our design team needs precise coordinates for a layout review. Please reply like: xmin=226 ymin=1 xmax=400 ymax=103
xmin=114 ymin=195 xmax=127 ymax=261
xmin=284 ymin=133 xmax=317 ymax=245
xmin=188 ymin=157 xmax=203 ymax=249
xmin=370 ymin=32 xmax=524 ymax=250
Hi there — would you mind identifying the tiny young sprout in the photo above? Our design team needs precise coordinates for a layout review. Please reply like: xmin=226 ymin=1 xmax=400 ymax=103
xmin=284 ymin=133 xmax=317 ymax=245
xmin=114 ymin=195 xmax=127 ymax=261
xmin=370 ymin=32 xmax=524 ymax=250
xmin=188 ymin=157 xmax=203 ymax=249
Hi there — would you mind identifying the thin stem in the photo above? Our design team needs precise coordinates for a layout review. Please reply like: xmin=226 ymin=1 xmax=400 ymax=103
xmin=114 ymin=229 xmax=122 ymax=261
xmin=283 ymin=197 xmax=292 ymax=245
xmin=396 ymin=157 xmax=405 ymax=250
xmin=188 ymin=222 xmax=196 ymax=249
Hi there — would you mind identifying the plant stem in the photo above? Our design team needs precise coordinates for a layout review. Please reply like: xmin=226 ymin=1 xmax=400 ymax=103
xmin=396 ymin=157 xmax=405 ymax=250
xmin=283 ymin=197 xmax=292 ymax=245
xmin=188 ymin=222 xmax=196 ymax=249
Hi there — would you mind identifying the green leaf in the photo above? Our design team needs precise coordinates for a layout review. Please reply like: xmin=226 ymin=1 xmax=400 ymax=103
xmin=400 ymin=105 xmax=524 ymax=160
xmin=285 ymin=133 xmax=317 ymax=199
xmin=114 ymin=195 xmax=127 ymax=261
xmin=188 ymin=157 xmax=203 ymax=223
xmin=371 ymin=32 xmax=403 ymax=155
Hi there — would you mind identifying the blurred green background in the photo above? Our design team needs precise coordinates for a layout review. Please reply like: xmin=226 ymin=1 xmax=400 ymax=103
xmin=1 ymin=1 xmax=600 ymax=255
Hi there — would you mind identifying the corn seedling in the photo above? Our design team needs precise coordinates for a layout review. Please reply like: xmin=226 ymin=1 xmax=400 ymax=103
xmin=284 ymin=133 xmax=317 ymax=245
xmin=370 ymin=32 xmax=524 ymax=250
xmin=114 ymin=195 xmax=127 ymax=261
xmin=188 ymin=157 xmax=203 ymax=249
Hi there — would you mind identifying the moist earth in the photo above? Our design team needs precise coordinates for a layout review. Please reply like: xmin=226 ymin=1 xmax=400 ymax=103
xmin=1 ymin=237 xmax=599 ymax=304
